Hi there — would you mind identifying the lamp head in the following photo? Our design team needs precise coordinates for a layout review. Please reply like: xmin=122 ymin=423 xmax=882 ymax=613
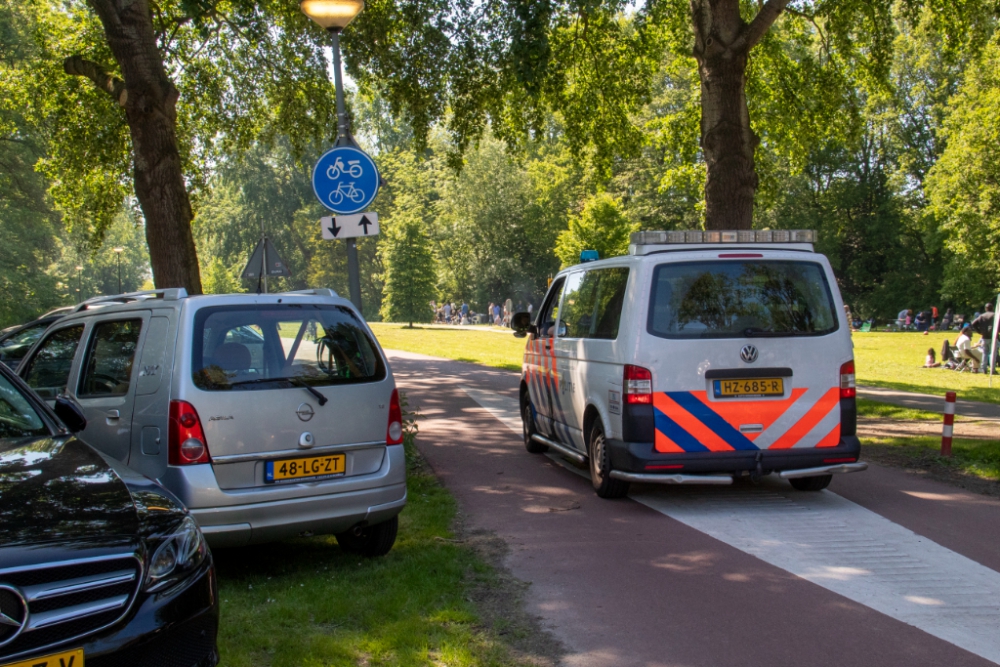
xmin=75 ymin=265 xmax=83 ymax=271
xmin=300 ymin=0 xmax=364 ymax=30
xmin=113 ymin=247 xmax=124 ymax=254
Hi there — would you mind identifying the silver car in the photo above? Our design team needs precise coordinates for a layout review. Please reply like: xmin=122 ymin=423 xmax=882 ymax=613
xmin=17 ymin=288 xmax=406 ymax=555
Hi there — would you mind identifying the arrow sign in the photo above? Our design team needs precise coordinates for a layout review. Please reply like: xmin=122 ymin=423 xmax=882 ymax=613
xmin=321 ymin=212 xmax=380 ymax=240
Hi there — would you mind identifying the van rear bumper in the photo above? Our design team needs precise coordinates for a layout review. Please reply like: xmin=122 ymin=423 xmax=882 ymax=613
xmin=606 ymin=435 xmax=862 ymax=475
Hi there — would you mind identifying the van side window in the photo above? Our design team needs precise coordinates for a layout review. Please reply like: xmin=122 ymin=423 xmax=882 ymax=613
xmin=79 ymin=320 xmax=143 ymax=397
xmin=558 ymin=268 xmax=630 ymax=340
xmin=22 ymin=325 xmax=85 ymax=399
xmin=536 ymin=278 xmax=566 ymax=339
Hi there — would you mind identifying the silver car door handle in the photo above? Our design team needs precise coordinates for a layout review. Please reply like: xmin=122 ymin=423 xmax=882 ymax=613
xmin=107 ymin=410 xmax=120 ymax=419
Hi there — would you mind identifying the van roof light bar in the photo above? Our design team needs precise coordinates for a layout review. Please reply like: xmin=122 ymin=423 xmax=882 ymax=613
xmin=630 ymin=230 xmax=816 ymax=245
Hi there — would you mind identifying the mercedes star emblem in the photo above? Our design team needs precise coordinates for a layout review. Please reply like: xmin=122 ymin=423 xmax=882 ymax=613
xmin=296 ymin=403 xmax=315 ymax=422
xmin=0 ymin=584 xmax=28 ymax=647
xmin=740 ymin=344 xmax=759 ymax=364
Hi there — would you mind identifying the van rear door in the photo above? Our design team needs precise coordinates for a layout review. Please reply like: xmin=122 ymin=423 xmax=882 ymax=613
xmin=640 ymin=255 xmax=850 ymax=455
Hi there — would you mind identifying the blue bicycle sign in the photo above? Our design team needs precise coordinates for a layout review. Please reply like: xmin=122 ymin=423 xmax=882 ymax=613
xmin=312 ymin=146 xmax=380 ymax=214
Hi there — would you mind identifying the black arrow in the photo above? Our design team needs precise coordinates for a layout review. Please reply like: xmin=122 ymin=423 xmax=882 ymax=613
xmin=328 ymin=217 xmax=341 ymax=237
xmin=358 ymin=215 xmax=373 ymax=235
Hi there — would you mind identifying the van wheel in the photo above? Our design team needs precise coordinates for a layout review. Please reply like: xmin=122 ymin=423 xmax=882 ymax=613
xmin=523 ymin=401 xmax=547 ymax=454
xmin=336 ymin=515 xmax=398 ymax=557
xmin=789 ymin=475 xmax=833 ymax=491
xmin=588 ymin=423 xmax=629 ymax=499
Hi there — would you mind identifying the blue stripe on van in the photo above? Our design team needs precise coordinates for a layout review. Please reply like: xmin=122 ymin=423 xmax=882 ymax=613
xmin=665 ymin=392 xmax=759 ymax=451
xmin=653 ymin=405 xmax=709 ymax=453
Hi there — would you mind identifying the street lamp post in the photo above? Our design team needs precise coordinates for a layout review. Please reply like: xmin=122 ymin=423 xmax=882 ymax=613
xmin=75 ymin=265 xmax=84 ymax=303
xmin=301 ymin=0 xmax=365 ymax=312
xmin=113 ymin=247 xmax=124 ymax=294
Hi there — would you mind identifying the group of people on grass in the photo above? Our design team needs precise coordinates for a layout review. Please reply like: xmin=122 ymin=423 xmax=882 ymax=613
xmin=430 ymin=299 xmax=533 ymax=327
xmin=895 ymin=306 xmax=964 ymax=333
xmin=923 ymin=303 xmax=998 ymax=372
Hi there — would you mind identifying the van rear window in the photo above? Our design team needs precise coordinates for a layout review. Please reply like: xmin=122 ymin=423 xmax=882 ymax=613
xmin=647 ymin=261 xmax=839 ymax=339
xmin=192 ymin=304 xmax=385 ymax=391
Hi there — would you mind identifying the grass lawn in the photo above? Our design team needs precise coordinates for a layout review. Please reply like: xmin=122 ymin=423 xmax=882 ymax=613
xmin=214 ymin=432 xmax=543 ymax=667
xmin=864 ymin=436 xmax=1000 ymax=483
xmin=370 ymin=324 xmax=525 ymax=372
xmin=853 ymin=331 xmax=1000 ymax=404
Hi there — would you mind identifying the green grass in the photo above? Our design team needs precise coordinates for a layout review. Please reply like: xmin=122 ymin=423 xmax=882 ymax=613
xmin=214 ymin=435 xmax=533 ymax=667
xmin=369 ymin=324 xmax=525 ymax=372
xmin=865 ymin=436 xmax=1000 ymax=482
xmin=856 ymin=398 xmax=943 ymax=421
xmin=854 ymin=331 xmax=1000 ymax=404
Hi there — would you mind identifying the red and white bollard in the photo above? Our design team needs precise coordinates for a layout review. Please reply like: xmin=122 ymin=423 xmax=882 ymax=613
xmin=941 ymin=391 xmax=956 ymax=457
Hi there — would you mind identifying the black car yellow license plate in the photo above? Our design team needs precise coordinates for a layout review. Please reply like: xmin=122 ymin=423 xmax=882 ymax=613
xmin=265 ymin=454 xmax=346 ymax=483
xmin=713 ymin=378 xmax=784 ymax=398
xmin=2 ymin=648 xmax=84 ymax=667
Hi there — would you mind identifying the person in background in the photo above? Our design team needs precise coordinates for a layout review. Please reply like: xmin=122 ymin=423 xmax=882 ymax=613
xmin=941 ymin=339 xmax=957 ymax=369
xmin=924 ymin=348 xmax=940 ymax=368
xmin=843 ymin=304 xmax=853 ymax=330
xmin=915 ymin=310 xmax=929 ymax=333
xmin=931 ymin=305 xmax=939 ymax=330
xmin=897 ymin=307 xmax=909 ymax=329
xmin=443 ymin=301 xmax=452 ymax=322
xmin=527 ymin=302 xmax=534 ymax=315
xmin=971 ymin=302 xmax=996 ymax=370
xmin=956 ymin=324 xmax=982 ymax=371
xmin=461 ymin=301 xmax=469 ymax=320
xmin=941 ymin=308 xmax=954 ymax=330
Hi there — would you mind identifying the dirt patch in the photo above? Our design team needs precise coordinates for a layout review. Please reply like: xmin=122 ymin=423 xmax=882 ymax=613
xmin=859 ymin=418 xmax=1000 ymax=440
xmin=863 ymin=444 xmax=1000 ymax=498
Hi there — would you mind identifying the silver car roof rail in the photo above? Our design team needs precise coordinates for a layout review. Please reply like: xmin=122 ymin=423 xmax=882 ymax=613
xmin=71 ymin=288 xmax=189 ymax=312
xmin=281 ymin=288 xmax=339 ymax=298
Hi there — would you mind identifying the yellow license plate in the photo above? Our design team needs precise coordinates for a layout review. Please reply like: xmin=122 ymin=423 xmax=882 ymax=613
xmin=2 ymin=648 xmax=84 ymax=667
xmin=713 ymin=378 xmax=784 ymax=398
xmin=265 ymin=453 xmax=345 ymax=483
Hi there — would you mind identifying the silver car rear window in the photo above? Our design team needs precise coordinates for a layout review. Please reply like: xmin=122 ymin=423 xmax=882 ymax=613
xmin=647 ymin=260 xmax=839 ymax=339
xmin=192 ymin=304 xmax=385 ymax=391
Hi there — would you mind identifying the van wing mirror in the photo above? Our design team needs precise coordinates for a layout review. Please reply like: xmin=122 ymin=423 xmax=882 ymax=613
xmin=54 ymin=395 xmax=87 ymax=433
xmin=511 ymin=312 xmax=533 ymax=338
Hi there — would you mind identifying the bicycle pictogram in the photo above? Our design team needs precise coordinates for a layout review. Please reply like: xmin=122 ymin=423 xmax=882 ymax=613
xmin=326 ymin=158 xmax=363 ymax=180
xmin=328 ymin=182 xmax=366 ymax=207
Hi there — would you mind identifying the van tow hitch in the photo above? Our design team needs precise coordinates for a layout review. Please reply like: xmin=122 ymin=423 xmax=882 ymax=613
xmin=750 ymin=452 xmax=764 ymax=483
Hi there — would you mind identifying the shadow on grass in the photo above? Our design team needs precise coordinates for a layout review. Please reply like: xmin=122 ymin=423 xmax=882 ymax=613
xmin=861 ymin=379 xmax=1000 ymax=406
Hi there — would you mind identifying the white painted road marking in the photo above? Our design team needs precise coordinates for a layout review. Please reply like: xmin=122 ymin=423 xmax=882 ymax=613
xmin=462 ymin=387 xmax=1000 ymax=665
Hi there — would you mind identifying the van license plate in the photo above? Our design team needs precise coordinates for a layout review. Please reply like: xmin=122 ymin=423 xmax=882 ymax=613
xmin=713 ymin=378 xmax=784 ymax=398
xmin=2 ymin=648 xmax=84 ymax=667
xmin=265 ymin=454 xmax=346 ymax=483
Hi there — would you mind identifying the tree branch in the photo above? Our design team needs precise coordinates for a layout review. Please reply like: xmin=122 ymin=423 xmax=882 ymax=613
xmin=734 ymin=0 xmax=791 ymax=53
xmin=63 ymin=56 xmax=128 ymax=106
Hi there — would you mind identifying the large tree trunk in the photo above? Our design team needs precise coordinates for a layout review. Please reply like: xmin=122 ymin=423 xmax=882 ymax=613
xmin=68 ymin=0 xmax=202 ymax=294
xmin=690 ymin=0 xmax=790 ymax=230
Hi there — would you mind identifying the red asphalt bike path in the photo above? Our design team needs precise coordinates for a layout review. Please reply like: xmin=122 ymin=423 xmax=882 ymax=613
xmin=386 ymin=351 xmax=1000 ymax=667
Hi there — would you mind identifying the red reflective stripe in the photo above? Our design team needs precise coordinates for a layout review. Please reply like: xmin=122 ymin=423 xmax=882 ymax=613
xmin=768 ymin=388 xmax=840 ymax=450
xmin=816 ymin=423 xmax=841 ymax=448
xmin=692 ymin=389 xmax=807 ymax=442
xmin=654 ymin=392 xmax=733 ymax=452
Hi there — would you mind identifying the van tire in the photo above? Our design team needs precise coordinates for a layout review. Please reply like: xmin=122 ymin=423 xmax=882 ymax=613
xmin=523 ymin=401 xmax=548 ymax=454
xmin=588 ymin=423 xmax=629 ymax=499
xmin=789 ymin=475 xmax=833 ymax=491
xmin=336 ymin=515 xmax=398 ymax=557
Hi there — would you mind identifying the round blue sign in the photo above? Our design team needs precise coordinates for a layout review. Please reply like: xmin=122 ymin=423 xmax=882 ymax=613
xmin=311 ymin=146 xmax=380 ymax=214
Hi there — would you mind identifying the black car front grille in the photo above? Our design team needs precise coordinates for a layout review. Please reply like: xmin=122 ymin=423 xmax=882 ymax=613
xmin=0 ymin=553 xmax=142 ymax=662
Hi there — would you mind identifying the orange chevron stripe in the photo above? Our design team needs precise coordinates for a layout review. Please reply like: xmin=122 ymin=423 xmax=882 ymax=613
xmin=654 ymin=392 xmax=734 ymax=452
xmin=817 ymin=423 xmax=841 ymax=448
xmin=768 ymin=388 xmax=840 ymax=450
xmin=655 ymin=428 xmax=685 ymax=453
xmin=692 ymin=388 xmax=807 ymax=441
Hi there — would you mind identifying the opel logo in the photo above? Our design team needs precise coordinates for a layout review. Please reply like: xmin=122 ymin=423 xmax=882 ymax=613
xmin=740 ymin=345 xmax=759 ymax=364
xmin=0 ymin=584 xmax=28 ymax=647
xmin=296 ymin=403 xmax=315 ymax=422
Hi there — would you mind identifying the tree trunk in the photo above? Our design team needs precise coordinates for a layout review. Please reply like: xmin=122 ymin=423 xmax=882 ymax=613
xmin=81 ymin=0 xmax=202 ymax=293
xmin=690 ymin=0 xmax=790 ymax=230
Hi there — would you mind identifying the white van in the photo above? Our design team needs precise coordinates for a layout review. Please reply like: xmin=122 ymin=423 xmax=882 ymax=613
xmin=513 ymin=230 xmax=866 ymax=498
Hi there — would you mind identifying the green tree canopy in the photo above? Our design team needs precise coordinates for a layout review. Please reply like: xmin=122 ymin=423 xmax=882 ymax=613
xmin=554 ymin=193 xmax=637 ymax=268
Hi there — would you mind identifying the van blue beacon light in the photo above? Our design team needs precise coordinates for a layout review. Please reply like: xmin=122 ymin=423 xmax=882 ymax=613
xmin=580 ymin=250 xmax=600 ymax=263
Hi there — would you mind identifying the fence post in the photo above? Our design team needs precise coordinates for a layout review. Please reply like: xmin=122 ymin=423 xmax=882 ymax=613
xmin=941 ymin=391 xmax=956 ymax=457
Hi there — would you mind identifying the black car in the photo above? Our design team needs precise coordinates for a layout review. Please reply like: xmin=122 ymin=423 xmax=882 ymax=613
xmin=0 ymin=363 xmax=218 ymax=667
xmin=0 ymin=309 xmax=72 ymax=370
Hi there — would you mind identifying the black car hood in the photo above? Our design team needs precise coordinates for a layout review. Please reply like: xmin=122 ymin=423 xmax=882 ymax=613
xmin=0 ymin=436 xmax=139 ymax=547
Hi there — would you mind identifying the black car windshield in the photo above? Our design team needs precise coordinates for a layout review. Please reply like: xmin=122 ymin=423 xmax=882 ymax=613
xmin=0 ymin=373 xmax=49 ymax=439
xmin=192 ymin=304 xmax=385 ymax=391
xmin=648 ymin=260 xmax=839 ymax=339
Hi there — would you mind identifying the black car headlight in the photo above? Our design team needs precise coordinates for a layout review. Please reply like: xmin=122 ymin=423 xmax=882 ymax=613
xmin=144 ymin=516 xmax=208 ymax=592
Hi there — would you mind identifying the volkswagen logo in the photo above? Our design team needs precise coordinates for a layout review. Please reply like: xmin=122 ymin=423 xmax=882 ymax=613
xmin=296 ymin=403 xmax=315 ymax=422
xmin=740 ymin=345 xmax=759 ymax=364
xmin=0 ymin=584 xmax=28 ymax=647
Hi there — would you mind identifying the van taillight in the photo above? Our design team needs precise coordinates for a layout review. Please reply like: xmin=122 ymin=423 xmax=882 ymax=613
xmin=624 ymin=365 xmax=652 ymax=404
xmin=840 ymin=360 xmax=856 ymax=399
xmin=169 ymin=400 xmax=211 ymax=465
xmin=386 ymin=389 xmax=404 ymax=445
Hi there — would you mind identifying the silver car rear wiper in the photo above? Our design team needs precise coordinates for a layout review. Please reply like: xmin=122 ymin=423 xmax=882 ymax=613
xmin=227 ymin=376 xmax=328 ymax=406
